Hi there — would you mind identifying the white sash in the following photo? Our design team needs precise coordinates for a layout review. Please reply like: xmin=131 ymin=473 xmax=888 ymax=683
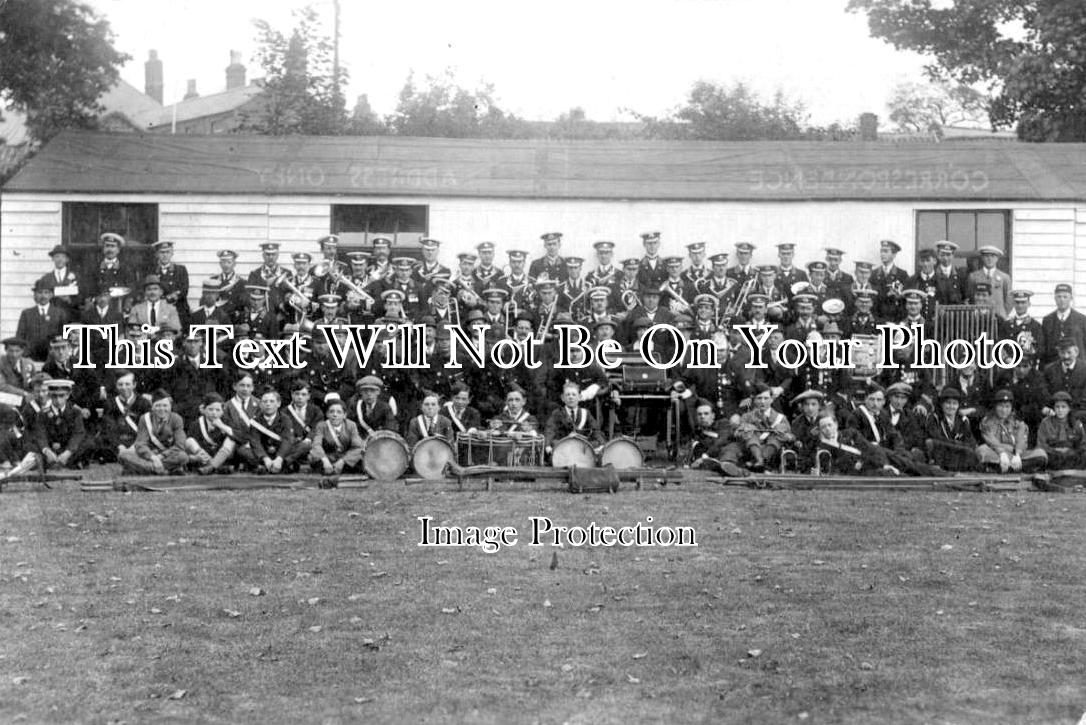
xmin=444 ymin=402 xmax=467 ymax=433
xmin=506 ymin=409 xmax=528 ymax=434
xmin=198 ymin=417 xmax=220 ymax=448
xmin=355 ymin=401 xmax=375 ymax=436
xmin=230 ymin=397 xmax=253 ymax=428
xmin=250 ymin=416 xmax=282 ymax=442
xmin=115 ymin=397 xmax=139 ymax=433
xmin=141 ymin=413 xmax=167 ymax=451
xmin=286 ymin=405 xmax=311 ymax=436
xmin=326 ymin=423 xmax=346 ymax=452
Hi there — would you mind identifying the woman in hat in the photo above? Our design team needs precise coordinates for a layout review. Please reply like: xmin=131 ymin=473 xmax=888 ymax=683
xmin=1036 ymin=391 xmax=1086 ymax=469
xmin=924 ymin=387 xmax=977 ymax=471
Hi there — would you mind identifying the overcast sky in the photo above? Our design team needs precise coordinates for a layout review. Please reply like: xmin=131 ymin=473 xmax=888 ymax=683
xmin=90 ymin=0 xmax=929 ymax=126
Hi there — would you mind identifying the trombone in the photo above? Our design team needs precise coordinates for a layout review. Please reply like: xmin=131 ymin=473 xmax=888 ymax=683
xmin=719 ymin=276 xmax=756 ymax=326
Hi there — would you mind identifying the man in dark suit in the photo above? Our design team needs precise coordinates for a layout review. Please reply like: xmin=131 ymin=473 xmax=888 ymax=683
xmin=1041 ymin=283 xmax=1086 ymax=365
xmin=774 ymin=243 xmax=807 ymax=293
xmin=150 ymin=241 xmax=191 ymax=328
xmin=870 ymin=239 xmax=909 ymax=321
xmin=40 ymin=245 xmax=84 ymax=314
xmin=636 ymin=231 xmax=668 ymax=291
xmin=620 ymin=287 xmax=676 ymax=347
xmin=91 ymin=233 xmax=137 ymax=305
xmin=905 ymin=249 xmax=940 ymax=321
xmin=16 ymin=279 xmax=71 ymax=362
xmin=528 ymin=232 xmax=567 ymax=283
xmin=932 ymin=240 xmax=966 ymax=306
xmin=1042 ymin=338 xmax=1086 ymax=419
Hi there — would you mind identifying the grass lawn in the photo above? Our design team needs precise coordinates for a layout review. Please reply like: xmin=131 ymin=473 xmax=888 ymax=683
xmin=1 ymin=481 xmax=1085 ymax=724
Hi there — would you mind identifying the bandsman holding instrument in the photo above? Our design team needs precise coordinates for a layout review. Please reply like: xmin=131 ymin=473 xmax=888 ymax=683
xmin=727 ymin=243 xmax=757 ymax=286
xmin=367 ymin=237 xmax=393 ymax=282
xmin=473 ymin=242 xmax=501 ymax=287
xmin=413 ymin=238 xmax=451 ymax=285
xmin=1000 ymin=290 xmax=1043 ymax=359
xmin=497 ymin=249 xmax=535 ymax=309
xmin=211 ymin=250 xmax=249 ymax=316
xmin=559 ymin=257 xmax=590 ymax=320
xmin=774 ymin=243 xmax=807 ymax=292
xmin=529 ymin=232 xmax=567 ymax=282
xmin=636 ymin=232 xmax=667 ymax=290
xmin=585 ymin=241 xmax=621 ymax=288
xmin=660 ymin=256 xmax=696 ymax=315
xmin=823 ymin=247 xmax=852 ymax=296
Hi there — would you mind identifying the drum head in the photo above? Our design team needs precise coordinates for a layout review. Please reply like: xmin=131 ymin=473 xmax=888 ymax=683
xmin=364 ymin=431 xmax=409 ymax=480
xmin=600 ymin=437 xmax=643 ymax=469
xmin=412 ymin=437 xmax=455 ymax=479
xmin=552 ymin=436 xmax=595 ymax=468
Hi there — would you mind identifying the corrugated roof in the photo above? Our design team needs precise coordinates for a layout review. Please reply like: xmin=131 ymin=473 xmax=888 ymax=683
xmin=6 ymin=130 xmax=1086 ymax=201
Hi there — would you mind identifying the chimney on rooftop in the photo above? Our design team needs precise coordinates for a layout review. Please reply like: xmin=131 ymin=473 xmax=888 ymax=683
xmin=184 ymin=79 xmax=199 ymax=100
xmin=226 ymin=50 xmax=246 ymax=90
xmin=859 ymin=112 xmax=879 ymax=141
xmin=145 ymin=50 xmax=163 ymax=104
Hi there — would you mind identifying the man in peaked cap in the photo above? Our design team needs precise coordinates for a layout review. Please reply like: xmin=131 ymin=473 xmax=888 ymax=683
xmin=636 ymin=231 xmax=668 ymax=290
xmin=932 ymin=240 xmax=966 ymax=306
xmin=473 ymin=242 xmax=501 ymax=287
xmin=586 ymin=241 xmax=621 ymax=289
xmin=1000 ymin=290 xmax=1044 ymax=359
xmin=559 ymin=256 xmax=590 ymax=318
xmin=249 ymin=242 xmax=287 ymax=288
xmin=211 ymin=249 xmax=249 ymax=315
xmin=727 ymin=243 xmax=757 ymax=287
xmin=681 ymin=242 xmax=710 ymax=284
xmin=529 ymin=232 xmax=567 ymax=283
xmin=869 ymin=239 xmax=909 ymax=321
xmin=697 ymin=253 xmax=736 ymax=299
xmin=16 ymin=279 xmax=70 ymax=362
xmin=32 ymin=379 xmax=89 ymax=470
xmin=151 ymin=240 xmax=191 ymax=328
xmin=823 ymin=247 xmax=852 ymax=294
xmin=93 ymin=233 xmax=136 ymax=303
xmin=967 ymin=245 xmax=1012 ymax=317
xmin=241 ymin=284 xmax=282 ymax=339
xmin=367 ymin=237 xmax=393 ymax=282
xmin=774 ymin=243 xmax=807 ymax=292
xmin=414 ymin=238 xmax=452 ymax=285
xmin=497 ymin=249 xmax=536 ymax=308
xmin=1041 ymin=283 xmax=1086 ymax=364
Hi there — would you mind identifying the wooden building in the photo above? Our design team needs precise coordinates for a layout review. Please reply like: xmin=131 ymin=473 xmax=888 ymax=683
xmin=3 ymin=130 xmax=1086 ymax=336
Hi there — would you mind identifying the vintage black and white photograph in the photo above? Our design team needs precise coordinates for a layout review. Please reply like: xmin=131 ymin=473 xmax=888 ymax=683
xmin=2 ymin=0 xmax=1086 ymax=722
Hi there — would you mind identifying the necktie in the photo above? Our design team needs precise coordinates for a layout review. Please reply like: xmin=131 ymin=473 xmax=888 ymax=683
xmin=150 ymin=304 xmax=157 ymax=325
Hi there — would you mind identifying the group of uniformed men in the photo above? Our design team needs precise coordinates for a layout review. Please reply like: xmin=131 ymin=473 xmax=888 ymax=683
xmin=2 ymin=229 xmax=1086 ymax=481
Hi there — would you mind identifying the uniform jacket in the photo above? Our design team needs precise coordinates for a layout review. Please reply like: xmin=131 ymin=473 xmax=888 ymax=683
xmin=440 ymin=402 xmax=482 ymax=436
xmin=1042 ymin=360 xmax=1086 ymax=409
xmin=222 ymin=395 xmax=261 ymax=441
xmin=33 ymin=402 xmax=86 ymax=455
xmin=967 ymin=268 xmax=1012 ymax=317
xmin=348 ymin=397 xmax=397 ymax=437
xmin=543 ymin=405 xmax=604 ymax=447
xmin=283 ymin=403 xmax=324 ymax=442
xmin=102 ymin=394 xmax=151 ymax=449
xmin=1041 ymin=309 xmax=1086 ymax=364
xmin=529 ymin=256 xmax=567 ymax=283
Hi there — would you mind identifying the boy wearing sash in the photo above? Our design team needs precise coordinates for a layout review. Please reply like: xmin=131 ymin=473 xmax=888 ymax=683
xmin=222 ymin=373 xmax=260 ymax=467
xmin=119 ymin=390 xmax=190 ymax=475
xmin=736 ymin=384 xmax=795 ymax=472
xmin=185 ymin=393 xmax=238 ymax=475
xmin=543 ymin=382 xmax=604 ymax=455
xmin=440 ymin=383 xmax=482 ymax=437
xmin=348 ymin=376 xmax=397 ymax=441
xmin=248 ymin=389 xmax=299 ymax=474
xmin=284 ymin=380 xmax=324 ymax=462
xmin=815 ymin=413 xmax=900 ymax=476
xmin=310 ymin=399 xmax=364 ymax=480
xmin=100 ymin=371 xmax=150 ymax=463
xmin=405 ymin=394 xmax=455 ymax=446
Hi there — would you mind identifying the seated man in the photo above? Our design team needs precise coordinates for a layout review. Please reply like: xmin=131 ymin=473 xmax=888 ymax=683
xmin=1036 ymin=391 xmax=1086 ymax=470
xmin=689 ymin=398 xmax=744 ymax=476
xmin=735 ymin=384 xmax=794 ymax=472
xmin=222 ymin=373 xmax=260 ymax=467
xmin=440 ymin=382 xmax=483 ymax=437
xmin=348 ymin=376 xmax=398 ymax=441
xmin=405 ymin=393 xmax=455 ymax=446
xmin=976 ymin=389 xmax=1047 ymax=473
xmin=100 ymin=370 xmax=150 ymax=463
xmin=185 ymin=392 xmax=238 ymax=475
xmin=0 ymin=337 xmax=34 ymax=401
xmin=309 ymin=398 xmax=365 ymax=480
xmin=32 ymin=379 xmax=88 ymax=470
xmin=118 ymin=390 xmax=189 ymax=475
xmin=814 ymin=414 xmax=900 ymax=476
xmin=248 ymin=388 xmax=299 ymax=474
xmin=885 ymin=382 xmax=927 ymax=460
xmin=925 ymin=387 xmax=977 ymax=472
xmin=789 ymin=390 xmax=825 ymax=472
xmin=543 ymin=382 xmax=605 ymax=457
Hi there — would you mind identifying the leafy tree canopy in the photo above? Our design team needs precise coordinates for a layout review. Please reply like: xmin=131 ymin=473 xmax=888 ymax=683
xmin=886 ymin=79 xmax=990 ymax=134
xmin=0 ymin=0 xmax=129 ymax=144
xmin=388 ymin=70 xmax=531 ymax=139
xmin=848 ymin=0 xmax=1086 ymax=140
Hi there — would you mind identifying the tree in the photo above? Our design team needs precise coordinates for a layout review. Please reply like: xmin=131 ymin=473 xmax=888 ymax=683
xmin=633 ymin=81 xmax=812 ymax=140
xmin=848 ymin=0 xmax=1086 ymax=141
xmin=0 ymin=0 xmax=129 ymax=144
xmin=388 ymin=70 xmax=531 ymax=139
xmin=886 ymin=80 xmax=990 ymax=134
xmin=236 ymin=6 xmax=349 ymax=135
xmin=348 ymin=94 xmax=387 ymax=136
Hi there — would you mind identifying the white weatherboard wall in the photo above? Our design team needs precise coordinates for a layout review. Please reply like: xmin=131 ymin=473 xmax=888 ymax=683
xmin=1 ymin=194 xmax=1080 ymax=336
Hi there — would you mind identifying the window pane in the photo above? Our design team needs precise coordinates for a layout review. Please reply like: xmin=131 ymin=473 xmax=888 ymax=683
xmin=917 ymin=212 xmax=947 ymax=247
xmin=331 ymin=205 xmax=429 ymax=255
xmin=976 ymin=213 xmax=1006 ymax=250
xmin=947 ymin=212 xmax=977 ymax=251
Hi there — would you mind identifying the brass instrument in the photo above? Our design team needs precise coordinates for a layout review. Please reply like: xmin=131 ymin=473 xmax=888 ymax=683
xmin=720 ymin=276 xmax=756 ymax=325
xmin=504 ymin=301 xmax=516 ymax=337
xmin=658 ymin=282 xmax=692 ymax=315
xmin=537 ymin=303 xmax=557 ymax=343
xmin=271 ymin=271 xmax=313 ymax=314
xmin=327 ymin=266 xmax=376 ymax=307
xmin=621 ymin=288 xmax=639 ymax=311
xmin=888 ymin=279 xmax=905 ymax=298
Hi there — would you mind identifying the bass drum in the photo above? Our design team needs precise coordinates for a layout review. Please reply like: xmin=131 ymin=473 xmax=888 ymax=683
xmin=362 ymin=430 xmax=409 ymax=480
xmin=599 ymin=436 xmax=643 ymax=469
xmin=551 ymin=434 xmax=595 ymax=469
xmin=412 ymin=437 xmax=455 ymax=479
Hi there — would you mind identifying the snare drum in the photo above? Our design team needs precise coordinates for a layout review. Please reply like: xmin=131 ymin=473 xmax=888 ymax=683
xmin=599 ymin=436 xmax=643 ymax=469
xmin=551 ymin=434 xmax=595 ymax=468
xmin=362 ymin=430 xmax=409 ymax=480
xmin=412 ymin=437 xmax=455 ymax=478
